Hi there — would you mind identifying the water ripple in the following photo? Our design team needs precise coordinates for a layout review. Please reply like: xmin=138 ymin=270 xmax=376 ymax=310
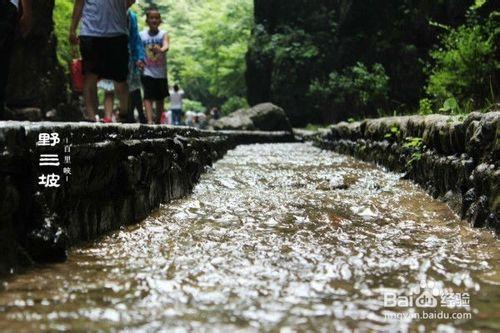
xmin=0 ymin=143 xmax=499 ymax=332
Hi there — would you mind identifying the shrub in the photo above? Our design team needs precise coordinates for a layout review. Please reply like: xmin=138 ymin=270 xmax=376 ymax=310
xmin=221 ymin=96 xmax=249 ymax=116
xmin=418 ymin=98 xmax=434 ymax=115
xmin=426 ymin=7 xmax=498 ymax=111
xmin=309 ymin=62 xmax=390 ymax=122
xmin=181 ymin=99 xmax=206 ymax=113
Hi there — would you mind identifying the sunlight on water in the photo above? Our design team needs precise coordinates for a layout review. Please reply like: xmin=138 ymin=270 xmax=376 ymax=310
xmin=0 ymin=143 xmax=499 ymax=332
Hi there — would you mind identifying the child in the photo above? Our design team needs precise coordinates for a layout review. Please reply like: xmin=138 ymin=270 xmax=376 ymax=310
xmin=140 ymin=8 xmax=170 ymax=124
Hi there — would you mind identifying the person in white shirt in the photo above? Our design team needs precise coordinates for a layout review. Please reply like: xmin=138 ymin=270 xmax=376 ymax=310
xmin=69 ymin=0 xmax=131 ymax=122
xmin=170 ymin=84 xmax=184 ymax=125
xmin=140 ymin=8 xmax=170 ymax=124
xmin=0 ymin=0 xmax=32 ymax=119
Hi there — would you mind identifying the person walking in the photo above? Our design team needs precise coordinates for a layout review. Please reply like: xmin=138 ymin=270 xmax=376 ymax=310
xmin=0 ymin=0 xmax=32 ymax=119
xmin=170 ymin=84 xmax=184 ymax=125
xmin=140 ymin=8 xmax=170 ymax=124
xmin=127 ymin=7 xmax=146 ymax=123
xmin=95 ymin=5 xmax=145 ymax=124
xmin=69 ymin=0 xmax=130 ymax=122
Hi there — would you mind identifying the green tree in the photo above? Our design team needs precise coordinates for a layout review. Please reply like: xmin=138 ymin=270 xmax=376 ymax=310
xmin=309 ymin=62 xmax=390 ymax=122
xmin=426 ymin=3 xmax=499 ymax=111
xmin=53 ymin=0 xmax=74 ymax=66
xmin=221 ymin=96 xmax=249 ymax=116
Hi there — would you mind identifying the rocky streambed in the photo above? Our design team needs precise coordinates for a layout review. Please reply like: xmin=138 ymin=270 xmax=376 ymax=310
xmin=316 ymin=112 xmax=499 ymax=234
xmin=0 ymin=143 xmax=499 ymax=332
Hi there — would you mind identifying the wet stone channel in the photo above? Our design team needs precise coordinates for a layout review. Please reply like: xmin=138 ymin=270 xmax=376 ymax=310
xmin=0 ymin=143 xmax=499 ymax=332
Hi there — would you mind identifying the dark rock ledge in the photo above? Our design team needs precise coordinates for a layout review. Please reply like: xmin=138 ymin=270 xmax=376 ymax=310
xmin=0 ymin=122 xmax=295 ymax=274
xmin=315 ymin=112 xmax=499 ymax=234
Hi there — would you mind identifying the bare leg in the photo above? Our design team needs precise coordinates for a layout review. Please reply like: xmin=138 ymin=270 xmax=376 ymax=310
xmin=103 ymin=91 xmax=114 ymax=120
xmin=144 ymin=99 xmax=154 ymax=124
xmin=83 ymin=73 xmax=99 ymax=120
xmin=156 ymin=100 xmax=165 ymax=124
xmin=114 ymin=81 xmax=129 ymax=122
xmin=130 ymin=89 xmax=145 ymax=123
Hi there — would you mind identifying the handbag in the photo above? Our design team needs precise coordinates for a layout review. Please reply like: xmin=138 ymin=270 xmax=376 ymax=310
xmin=69 ymin=46 xmax=84 ymax=93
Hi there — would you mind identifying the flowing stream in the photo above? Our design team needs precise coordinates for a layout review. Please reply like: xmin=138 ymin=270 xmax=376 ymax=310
xmin=0 ymin=143 xmax=499 ymax=332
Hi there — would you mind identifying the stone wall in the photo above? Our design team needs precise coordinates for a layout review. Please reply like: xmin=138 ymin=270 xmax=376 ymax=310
xmin=0 ymin=122 xmax=295 ymax=274
xmin=316 ymin=112 xmax=499 ymax=234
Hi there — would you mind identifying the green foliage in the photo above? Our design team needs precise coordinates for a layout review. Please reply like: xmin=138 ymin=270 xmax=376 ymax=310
xmin=54 ymin=0 xmax=74 ymax=67
xmin=403 ymin=137 xmax=425 ymax=168
xmin=418 ymin=98 xmax=434 ymax=115
xmin=269 ymin=28 xmax=319 ymax=66
xmin=470 ymin=0 xmax=487 ymax=11
xmin=426 ymin=7 xmax=499 ymax=111
xmin=309 ymin=62 xmax=390 ymax=120
xmin=407 ymin=152 xmax=423 ymax=167
xmin=403 ymin=136 xmax=423 ymax=150
xmin=384 ymin=126 xmax=401 ymax=141
xmin=221 ymin=96 xmax=249 ymax=116
xmin=439 ymin=97 xmax=461 ymax=114
xmin=182 ymin=99 xmax=206 ymax=113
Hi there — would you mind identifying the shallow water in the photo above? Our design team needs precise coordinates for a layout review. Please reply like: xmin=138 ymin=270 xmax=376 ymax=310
xmin=0 ymin=143 xmax=499 ymax=332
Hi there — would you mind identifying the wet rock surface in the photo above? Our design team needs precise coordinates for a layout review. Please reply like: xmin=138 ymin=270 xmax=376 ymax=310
xmin=2 ymin=108 xmax=43 ymax=122
xmin=317 ymin=112 xmax=500 ymax=233
xmin=210 ymin=103 xmax=293 ymax=132
xmin=0 ymin=122 xmax=295 ymax=274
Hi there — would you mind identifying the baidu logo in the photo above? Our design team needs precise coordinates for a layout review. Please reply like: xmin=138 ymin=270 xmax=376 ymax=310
xmin=383 ymin=281 xmax=469 ymax=309
xmin=383 ymin=281 xmax=472 ymax=321
xmin=384 ymin=290 xmax=437 ymax=308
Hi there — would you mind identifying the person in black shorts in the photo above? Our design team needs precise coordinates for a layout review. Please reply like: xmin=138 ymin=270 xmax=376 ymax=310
xmin=141 ymin=76 xmax=169 ymax=102
xmin=69 ymin=0 xmax=131 ymax=122
xmin=140 ymin=9 xmax=170 ymax=124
